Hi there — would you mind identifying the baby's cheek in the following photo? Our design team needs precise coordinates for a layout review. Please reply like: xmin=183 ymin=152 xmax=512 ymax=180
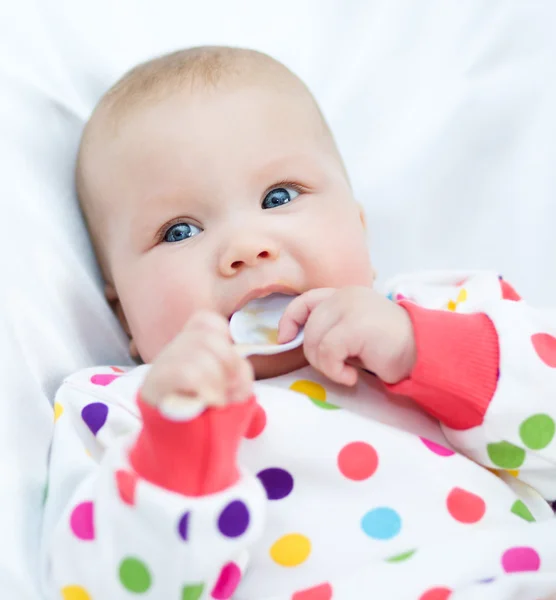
xmin=323 ymin=226 xmax=373 ymax=286
xmin=123 ymin=266 xmax=207 ymax=363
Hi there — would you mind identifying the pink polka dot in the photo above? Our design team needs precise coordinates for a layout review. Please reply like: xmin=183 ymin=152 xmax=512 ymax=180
xmin=292 ymin=583 xmax=333 ymax=600
xmin=244 ymin=403 xmax=267 ymax=439
xmin=420 ymin=437 xmax=455 ymax=457
xmin=90 ymin=373 xmax=120 ymax=386
xmin=446 ymin=487 xmax=485 ymax=524
xmin=337 ymin=441 xmax=378 ymax=481
xmin=70 ymin=501 xmax=95 ymax=540
xmin=211 ymin=562 xmax=241 ymax=599
xmin=501 ymin=547 xmax=540 ymax=573
xmin=531 ymin=333 xmax=556 ymax=368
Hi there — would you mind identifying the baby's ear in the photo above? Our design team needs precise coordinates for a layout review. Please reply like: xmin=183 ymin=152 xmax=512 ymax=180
xmin=104 ymin=282 xmax=131 ymax=337
xmin=357 ymin=203 xmax=367 ymax=229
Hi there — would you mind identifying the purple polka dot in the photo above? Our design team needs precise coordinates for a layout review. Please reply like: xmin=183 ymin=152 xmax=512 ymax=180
xmin=217 ymin=500 xmax=250 ymax=538
xmin=256 ymin=467 xmax=294 ymax=500
xmin=178 ymin=512 xmax=189 ymax=541
xmin=81 ymin=402 xmax=108 ymax=436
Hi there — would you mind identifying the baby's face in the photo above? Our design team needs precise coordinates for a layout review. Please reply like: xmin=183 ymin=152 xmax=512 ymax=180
xmin=91 ymin=84 xmax=375 ymax=374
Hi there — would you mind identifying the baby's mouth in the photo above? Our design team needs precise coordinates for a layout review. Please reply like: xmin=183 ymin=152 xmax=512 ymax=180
xmin=229 ymin=284 xmax=298 ymax=317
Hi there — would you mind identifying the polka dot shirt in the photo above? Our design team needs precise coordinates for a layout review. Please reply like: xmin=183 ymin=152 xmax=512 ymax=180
xmin=44 ymin=271 xmax=556 ymax=599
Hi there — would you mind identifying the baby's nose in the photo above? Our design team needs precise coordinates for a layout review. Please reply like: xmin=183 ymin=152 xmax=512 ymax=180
xmin=219 ymin=237 xmax=280 ymax=276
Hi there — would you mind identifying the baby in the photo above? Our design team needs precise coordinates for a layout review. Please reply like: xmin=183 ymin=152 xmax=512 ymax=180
xmin=43 ymin=46 xmax=556 ymax=600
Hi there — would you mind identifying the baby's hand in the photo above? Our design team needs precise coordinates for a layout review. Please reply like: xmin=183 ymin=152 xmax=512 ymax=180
xmin=278 ymin=287 xmax=416 ymax=386
xmin=140 ymin=311 xmax=254 ymax=410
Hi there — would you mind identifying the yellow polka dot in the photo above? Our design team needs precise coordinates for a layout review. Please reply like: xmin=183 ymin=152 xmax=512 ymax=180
xmin=61 ymin=585 xmax=91 ymax=600
xmin=289 ymin=380 xmax=326 ymax=402
xmin=54 ymin=402 xmax=64 ymax=422
xmin=457 ymin=288 xmax=468 ymax=304
xmin=488 ymin=468 xmax=520 ymax=479
xmin=270 ymin=533 xmax=311 ymax=567
xmin=447 ymin=300 xmax=457 ymax=312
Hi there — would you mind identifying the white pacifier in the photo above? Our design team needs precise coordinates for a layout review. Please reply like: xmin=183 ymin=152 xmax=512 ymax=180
xmin=230 ymin=293 xmax=304 ymax=357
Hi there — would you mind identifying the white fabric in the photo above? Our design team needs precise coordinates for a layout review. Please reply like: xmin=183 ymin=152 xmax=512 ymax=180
xmin=43 ymin=271 xmax=556 ymax=599
xmin=1 ymin=0 xmax=556 ymax=596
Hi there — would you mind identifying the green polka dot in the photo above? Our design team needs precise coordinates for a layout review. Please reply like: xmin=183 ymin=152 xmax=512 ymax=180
xmin=487 ymin=441 xmax=525 ymax=469
xmin=119 ymin=557 xmax=151 ymax=593
xmin=309 ymin=397 xmax=340 ymax=410
xmin=386 ymin=549 xmax=416 ymax=563
xmin=511 ymin=500 xmax=535 ymax=522
xmin=519 ymin=414 xmax=555 ymax=450
xmin=182 ymin=583 xmax=205 ymax=600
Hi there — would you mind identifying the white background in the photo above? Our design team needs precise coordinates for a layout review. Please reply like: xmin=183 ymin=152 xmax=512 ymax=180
xmin=1 ymin=1 xmax=555 ymax=596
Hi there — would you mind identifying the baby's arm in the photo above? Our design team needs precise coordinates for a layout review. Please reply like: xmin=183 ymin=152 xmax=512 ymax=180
xmin=386 ymin=271 xmax=556 ymax=500
xmin=41 ymin=314 xmax=265 ymax=599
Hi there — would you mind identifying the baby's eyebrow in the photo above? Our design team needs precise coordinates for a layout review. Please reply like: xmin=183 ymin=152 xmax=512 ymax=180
xmin=251 ymin=153 xmax=320 ymax=188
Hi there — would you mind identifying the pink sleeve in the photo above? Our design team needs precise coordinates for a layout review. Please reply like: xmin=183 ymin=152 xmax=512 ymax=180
xmin=385 ymin=301 xmax=499 ymax=430
xmin=129 ymin=393 xmax=257 ymax=496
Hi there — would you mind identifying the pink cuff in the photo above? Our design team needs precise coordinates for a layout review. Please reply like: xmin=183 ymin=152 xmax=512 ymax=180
xmin=129 ymin=394 xmax=257 ymax=496
xmin=386 ymin=301 xmax=499 ymax=430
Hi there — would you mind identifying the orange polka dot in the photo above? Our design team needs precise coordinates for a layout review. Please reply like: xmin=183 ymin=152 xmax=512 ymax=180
xmin=499 ymin=279 xmax=521 ymax=301
xmin=337 ymin=442 xmax=378 ymax=481
xmin=244 ymin=403 xmax=267 ymax=439
xmin=419 ymin=587 xmax=452 ymax=600
xmin=446 ymin=487 xmax=485 ymax=524
xmin=115 ymin=470 xmax=138 ymax=506
xmin=531 ymin=333 xmax=556 ymax=368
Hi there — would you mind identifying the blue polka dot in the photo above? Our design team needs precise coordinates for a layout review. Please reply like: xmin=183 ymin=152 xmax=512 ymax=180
xmin=361 ymin=507 xmax=401 ymax=540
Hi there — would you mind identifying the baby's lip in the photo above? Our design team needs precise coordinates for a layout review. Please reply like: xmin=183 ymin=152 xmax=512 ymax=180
xmin=229 ymin=284 xmax=298 ymax=318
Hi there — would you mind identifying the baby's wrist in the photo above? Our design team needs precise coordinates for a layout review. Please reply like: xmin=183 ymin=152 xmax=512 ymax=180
xmin=380 ymin=307 xmax=417 ymax=384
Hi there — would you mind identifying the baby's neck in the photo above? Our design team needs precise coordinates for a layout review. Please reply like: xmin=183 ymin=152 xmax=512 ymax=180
xmin=252 ymin=346 xmax=308 ymax=380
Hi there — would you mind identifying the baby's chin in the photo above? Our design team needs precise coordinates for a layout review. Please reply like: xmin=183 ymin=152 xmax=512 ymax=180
xmin=249 ymin=345 xmax=308 ymax=380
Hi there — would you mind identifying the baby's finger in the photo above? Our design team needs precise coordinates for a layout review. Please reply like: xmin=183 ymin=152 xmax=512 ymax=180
xmin=315 ymin=324 xmax=359 ymax=386
xmin=187 ymin=310 xmax=231 ymax=337
xmin=227 ymin=356 xmax=254 ymax=403
xmin=175 ymin=355 xmax=228 ymax=405
xmin=196 ymin=334 xmax=241 ymax=377
xmin=277 ymin=288 xmax=335 ymax=343
xmin=302 ymin=301 xmax=342 ymax=369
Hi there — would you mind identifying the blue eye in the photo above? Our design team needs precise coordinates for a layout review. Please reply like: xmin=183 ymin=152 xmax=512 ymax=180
xmin=262 ymin=186 xmax=299 ymax=209
xmin=163 ymin=222 xmax=202 ymax=243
